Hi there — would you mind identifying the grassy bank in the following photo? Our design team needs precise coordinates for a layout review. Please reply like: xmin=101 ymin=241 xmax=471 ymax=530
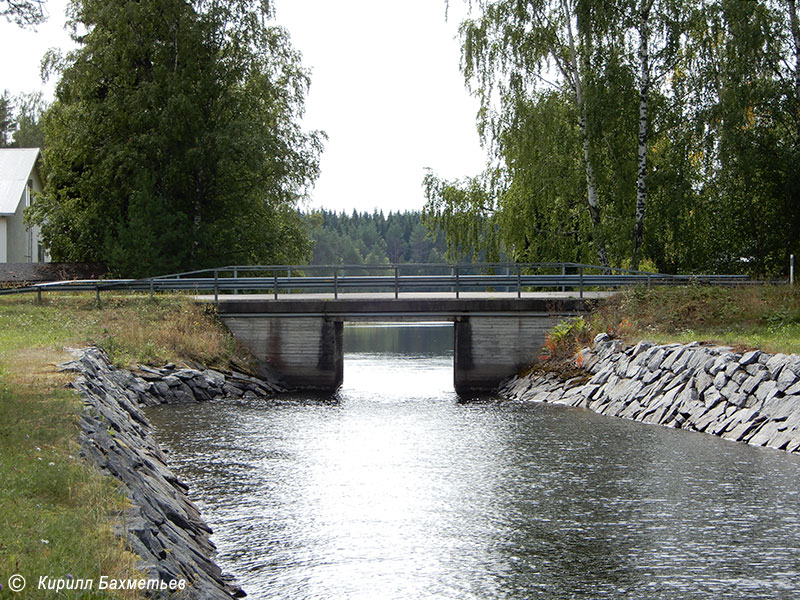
xmin=544 ymin=284 xmax=800 ymax=362
xmin=594 ymin=284 xmax=800 ymax=353
xmin=0 ymin=293 xmax=251 ymax=600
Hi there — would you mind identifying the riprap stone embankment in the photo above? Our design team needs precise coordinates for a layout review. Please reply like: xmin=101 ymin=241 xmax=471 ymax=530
xmin=60 ymin=347 xmax=285 ymax=599
xmin=500 ymin=334 xmax=800 ymax=453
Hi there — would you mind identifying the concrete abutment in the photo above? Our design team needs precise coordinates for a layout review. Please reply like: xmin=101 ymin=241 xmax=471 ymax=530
xmin=222 ymin=316 xmax=344 ymax=390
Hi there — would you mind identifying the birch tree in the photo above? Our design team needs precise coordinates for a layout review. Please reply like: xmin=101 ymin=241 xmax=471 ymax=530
xmin=1 ymin=0 xmax=44 ymax=26
xmin=426 ymin=0 xmax=612 ymax=266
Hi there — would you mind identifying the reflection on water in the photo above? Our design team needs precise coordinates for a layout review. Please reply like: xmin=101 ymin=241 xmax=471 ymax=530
xmin=343 ymin=322 xmax=453 ymax=355
xmin=147 ymin=324 xmax=800 ymax=599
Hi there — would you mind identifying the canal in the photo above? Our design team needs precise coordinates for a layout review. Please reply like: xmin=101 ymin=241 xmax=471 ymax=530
xmin=147 ymin=323 xmax=800 ymax=599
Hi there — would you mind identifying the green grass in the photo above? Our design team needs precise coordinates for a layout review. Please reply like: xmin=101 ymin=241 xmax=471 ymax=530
xmin=592 ymin=284 xmax=800 ymax=354
xmin=0 ymin=293 xmax=254 ymax=599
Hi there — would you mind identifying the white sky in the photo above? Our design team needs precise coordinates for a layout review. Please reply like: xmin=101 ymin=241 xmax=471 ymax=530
xmin=0 ymin=0 xmax=488 ymax=214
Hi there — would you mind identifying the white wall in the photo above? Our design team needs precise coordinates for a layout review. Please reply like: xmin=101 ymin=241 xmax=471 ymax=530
xmin=3 ymin=165 xmax=47 ymax=263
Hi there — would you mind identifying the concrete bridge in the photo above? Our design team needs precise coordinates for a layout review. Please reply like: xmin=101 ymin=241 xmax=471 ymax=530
xmin=215 ymin=295 xmax=594 ymax=395
xmin=0 ymin=261 xmax=745 ymax=393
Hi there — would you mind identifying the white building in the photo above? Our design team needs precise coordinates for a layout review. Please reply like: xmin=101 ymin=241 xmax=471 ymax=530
xmin=0 ymin=148 xmax=48 ymax=263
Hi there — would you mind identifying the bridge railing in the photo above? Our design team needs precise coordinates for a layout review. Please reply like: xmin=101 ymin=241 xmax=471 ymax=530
xmin=0 ymin=262 xmax=751 ymax=301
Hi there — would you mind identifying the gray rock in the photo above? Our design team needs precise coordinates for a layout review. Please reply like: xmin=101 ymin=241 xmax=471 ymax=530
xmin=708 ymin=355 xmax=731 ymax=376
xmin=740 ymin=350 xmax=762 ymax=366
xmin=693 ymin=401 xmax=727 ymax=432
xmin=713 ymin=371 xmax=728 ymax=390
xmin=745 ymin=362 xmax=768 ymax=376
xmin=192 ymin=375 xmax=210 ymax=390
xmin=646 ymin=348 xmax=666 ymax=371
xmin=660 ymin=347 xmax=685 ymax=371
xmin=163 ymin=375 xmax=182 ymax=388
xmin=776 ymin=367 xmax=798 ymax=392
xmin=702 ymin=386 xmax=722 ymax=409
xmin=719 ymin=380 xmax=740 ymax=400
xmin=694 ymin=370 xmax=714 ymax=395
xmin=765 ymin=354 xmax=788 ymax=378
xmin=741 ymin=371 xmax=769 ymax=396
xmin=755 ymin=380 xmax=778 ymax=403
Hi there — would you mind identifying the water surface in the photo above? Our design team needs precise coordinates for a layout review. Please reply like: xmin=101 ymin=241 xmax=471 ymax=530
xmin=147 ymin=324 xmax=800 ymax=599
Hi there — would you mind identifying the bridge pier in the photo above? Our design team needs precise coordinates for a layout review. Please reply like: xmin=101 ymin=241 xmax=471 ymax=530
xmin=222 ymin=316 xmax=343 ymax=390
xmin=453 ymin=316 xmax=562 ymax=395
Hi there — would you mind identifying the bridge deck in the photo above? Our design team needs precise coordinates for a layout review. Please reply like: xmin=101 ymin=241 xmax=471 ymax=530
xmin=211 ymin=293 xmax=598 ymax=320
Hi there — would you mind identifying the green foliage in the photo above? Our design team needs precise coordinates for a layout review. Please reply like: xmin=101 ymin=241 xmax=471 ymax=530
xmin=31 ymin=0 xmax=322 ymax=277
xmin=430 ymin=0 xmax=799 ymax=277
xmin=541 ymin=316 xmax=594 ymax=361
xmin=10 ymin=91 xmax=47 ymax=148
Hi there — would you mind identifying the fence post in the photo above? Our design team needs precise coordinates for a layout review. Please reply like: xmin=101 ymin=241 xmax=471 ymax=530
xmin=394 ymin=265 xmax=399 ymax=299
xmin=37 ymin=286 xmax=42 ymax=303
xmin=233 ymin=267 xmax=238 ymax=295
xmin=455 ymin=266 xmax=460 ymax=299
xmin=517 ymin=264 xmax=521 ymax=298
xmin=561 ymin=263 xmax=566 ymax=293
xmin=791 ymin=254 xmax=795 ymax=286
xmin=149 ymin=279 xmax=154 ymax=299
xmin=334 ymin=269 xmax=339 ymax=299
xmin=273 ymin=272 xmax=278 ymax=300
xmin=213 ymin=270 xmax=219 ymax=304
xmin=579 ymin=266 xmax=584 ymax=299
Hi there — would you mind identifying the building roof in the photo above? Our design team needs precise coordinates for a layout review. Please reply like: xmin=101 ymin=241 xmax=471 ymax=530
xmin=0 ymin=148 xmax=41 ymax=216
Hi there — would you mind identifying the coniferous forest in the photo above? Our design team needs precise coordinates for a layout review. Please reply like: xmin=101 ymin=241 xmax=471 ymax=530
xmin=306 ymin=210 xmax=450 ymax=267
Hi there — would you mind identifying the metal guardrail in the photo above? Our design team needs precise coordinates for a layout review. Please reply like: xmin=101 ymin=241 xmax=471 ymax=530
xmin=0 ymin=262 xmax=751 ymax=302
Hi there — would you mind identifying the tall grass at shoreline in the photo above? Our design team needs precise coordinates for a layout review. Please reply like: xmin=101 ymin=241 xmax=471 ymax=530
xmin=542 ymin=285 xmax=800 ymax=364
xmin=594 ymin=284 xmax=800 ymax=354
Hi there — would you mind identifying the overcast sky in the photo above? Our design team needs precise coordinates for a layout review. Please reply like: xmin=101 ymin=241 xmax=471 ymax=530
xmin=0 ymin=0 xmax=488 ymax=214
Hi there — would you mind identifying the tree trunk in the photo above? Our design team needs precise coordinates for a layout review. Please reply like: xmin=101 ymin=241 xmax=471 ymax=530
xmin=632 ymin=1 xmax=652 ymax=271
xmin=562 ymin=0 xmax=610 ymax=268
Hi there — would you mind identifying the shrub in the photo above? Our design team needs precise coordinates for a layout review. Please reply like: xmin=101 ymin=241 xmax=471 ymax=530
xmin=541 ymin=316 xmax=594 ymax=361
